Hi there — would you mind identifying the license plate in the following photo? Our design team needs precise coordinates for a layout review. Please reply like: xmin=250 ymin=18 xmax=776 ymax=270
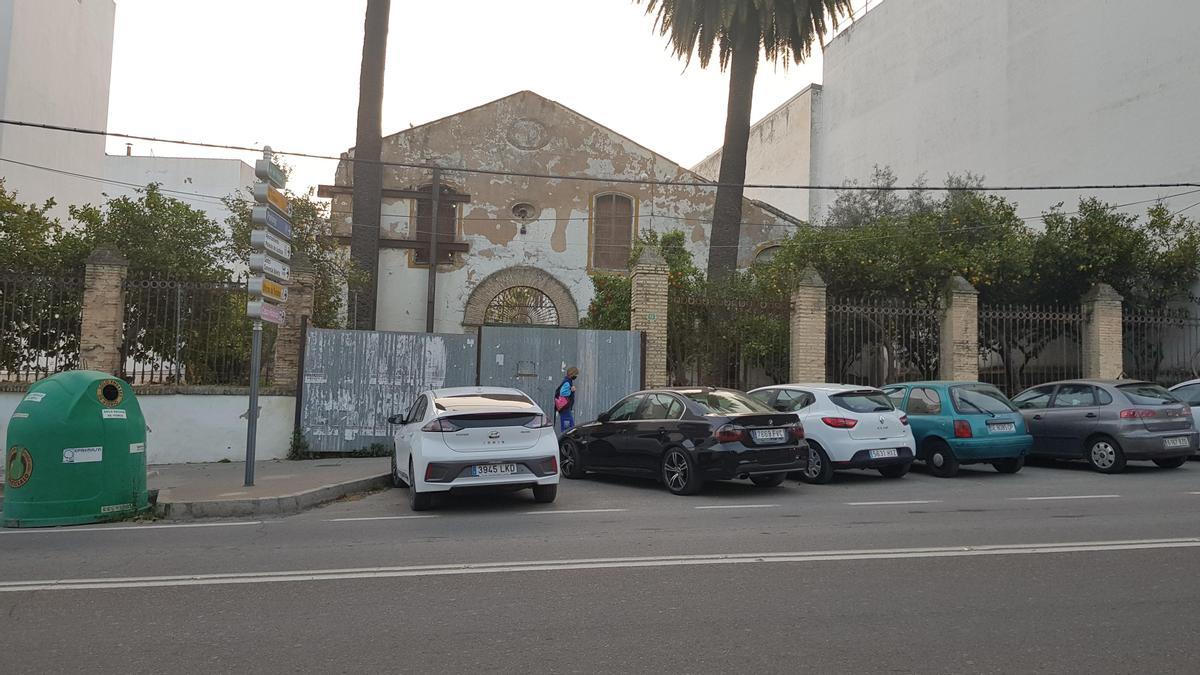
xmin=472 ymin=463 xmax=519 ymax=477
xmin=869 ymin=448 xmax=899 ymax=459
xmin=753 ymin=428 xmax=787 ymax=443
xmin=1164 ymin=436 xmax=1190 ymax=449
xmin=988 ymin=423 xmax=1016 ymax=433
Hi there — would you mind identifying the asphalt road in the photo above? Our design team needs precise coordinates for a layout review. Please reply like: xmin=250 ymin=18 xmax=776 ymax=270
xmin=3 ymin=459 xmax=1200 ymax=674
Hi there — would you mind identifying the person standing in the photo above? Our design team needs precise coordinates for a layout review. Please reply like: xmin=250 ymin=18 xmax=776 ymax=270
xmin=556 ymin=367 xmax=579 ymax=432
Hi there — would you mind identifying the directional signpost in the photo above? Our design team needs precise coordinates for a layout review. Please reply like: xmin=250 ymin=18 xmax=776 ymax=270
xmin=244 ymin=147 xmax=293 ymax=486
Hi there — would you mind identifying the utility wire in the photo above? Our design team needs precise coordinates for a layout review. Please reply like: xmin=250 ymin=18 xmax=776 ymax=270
xmin=3 ymin=118 xmax=1199 ymax=193
xmin=0 ymin=156 xmax=229 ymax=207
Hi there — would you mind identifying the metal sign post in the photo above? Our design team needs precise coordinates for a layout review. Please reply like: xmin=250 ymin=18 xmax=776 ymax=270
xmin=245 ymin=146 xmax=293 ymax=486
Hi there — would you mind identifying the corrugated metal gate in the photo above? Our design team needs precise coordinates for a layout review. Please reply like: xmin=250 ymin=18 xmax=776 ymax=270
xmin=299 ymin=326 xmax=643 ymax=452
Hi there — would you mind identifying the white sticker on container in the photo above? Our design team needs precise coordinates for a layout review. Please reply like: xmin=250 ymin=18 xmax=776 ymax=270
xmin=100 ymin=503 xmax=133 ymax=514
xmin=24 ymin=392 xmax=45 ymax=403
xmin=129 ymin=443 xmax=146 ymax=454
xmin=102 ymin=409 xmax=127 ymax=420
xmin=63 ymin=446 xmax=104 ymax=464
xmin=12 ymin=412 xmax=28 ymax=419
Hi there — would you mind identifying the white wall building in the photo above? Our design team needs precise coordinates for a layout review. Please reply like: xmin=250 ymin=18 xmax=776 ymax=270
xmin=0 ymin=0 xmax=249 ymax=222
xmin=696 ymin=0 xmax=1200 ymax=223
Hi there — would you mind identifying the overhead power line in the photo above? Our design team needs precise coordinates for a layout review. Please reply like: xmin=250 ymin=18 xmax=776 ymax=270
xmin=2 ymin=118 xmax=1198 ymax=193
xmin=0 ymin=156 xmax=229 ymax=207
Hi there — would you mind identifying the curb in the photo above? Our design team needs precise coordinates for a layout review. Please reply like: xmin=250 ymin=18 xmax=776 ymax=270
xmin=154 ymin=474 xmax=392 ymax=520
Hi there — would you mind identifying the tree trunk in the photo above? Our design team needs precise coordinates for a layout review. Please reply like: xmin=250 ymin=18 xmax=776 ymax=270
xmin=350 ymin=0 xmax=391 ymax=330
xmin=707 ymin=33 xmax=759 ymax=282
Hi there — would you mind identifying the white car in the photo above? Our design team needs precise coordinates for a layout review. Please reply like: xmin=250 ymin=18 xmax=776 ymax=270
xmin=748 ymin=384 xmax=916 ymax=484
xmin=1166 ymin=379 xmax=1200 ymax=456
xmin=388 ymin=387 xmax=560 ymax=511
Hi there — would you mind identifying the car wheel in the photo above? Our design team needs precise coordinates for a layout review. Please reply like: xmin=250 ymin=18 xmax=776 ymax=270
xmin=559 ymin=440 xmax=585 ymax=479
xmin=925 ymin=440 xmax=960 ymax=478
xmin=661 ymin=448 xmax=702 ymax=495
xmin=390 ymin=452 xmax=409 ymax=488
xmin=877 ymin=462 xmax=911 ymax=479
xmin=532 ymin=484 xmax=558 ymax=503
xmin=993 ymin=456 xmax=1024 ymax=474
xmin=1153 ymin=456 xmax=1188 ymax=469
xmin=408 ymin=459 xmax=434 ymax=511
xmin=1086 ymin=436 xmax=1126 ymax=474
xmin=797 ymin=443 xmax=835 ymax=485
xmin=750 ymin=473 xmax=786 ymax=488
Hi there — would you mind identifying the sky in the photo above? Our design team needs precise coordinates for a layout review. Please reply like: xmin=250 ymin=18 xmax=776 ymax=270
xmin=105 ymin=0 xmax=868 ymax=198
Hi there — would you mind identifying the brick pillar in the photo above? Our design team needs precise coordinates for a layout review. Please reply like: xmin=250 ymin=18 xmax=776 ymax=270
xmin=272 ymin=252 xmax=317 ymax=389
xmin=79 ymin=247 xmax=129 ymax=375
xmin=939 ymin=276 xmax=979 ymax=381
xmin=790 ymin=267 xmax=827 ymax=383
xmin=1082 ymin=283 xmax=1124 ymax=379
xmin=630 ymin=247 xmax=669 ymax=388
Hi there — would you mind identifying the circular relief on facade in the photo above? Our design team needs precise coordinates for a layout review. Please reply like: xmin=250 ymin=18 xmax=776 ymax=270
xmin=511 ymin=202 xmax=538 ymax=222
xmin=97 ymin=379 xmax=124 ymax=408
xmin=7 ymin=446 xmax=33 ymax=489
xmin=506 ymin=118 xmax=550 ymax=151
xmin=485 ymin=287 xmax=560 ymax=326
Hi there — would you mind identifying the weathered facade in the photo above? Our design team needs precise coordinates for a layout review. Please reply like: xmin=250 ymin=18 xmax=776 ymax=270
xmin=328 ymin=91 xmax=798 ymax=334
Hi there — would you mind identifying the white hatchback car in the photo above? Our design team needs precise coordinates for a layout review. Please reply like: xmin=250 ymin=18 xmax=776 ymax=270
xmin=749 ymin=384 xmax=917 ymax=484
xmin=388 ymin=387 xmax=560 ymax=511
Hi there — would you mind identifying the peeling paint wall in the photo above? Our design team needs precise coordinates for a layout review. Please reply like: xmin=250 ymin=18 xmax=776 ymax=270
xmin=331 ymin=91 xmax=796 ymax=334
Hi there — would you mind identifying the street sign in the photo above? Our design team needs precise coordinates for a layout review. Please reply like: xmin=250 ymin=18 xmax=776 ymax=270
xmin=250 ymin=228 xmax=292 ymax=260
xmin=249 ymin=252 xmax=290 ymax=282
xmin=254 ymin=159 xmax=287 ymax=189
xmin=246 ymin=301 xmax=285 ymax=325
xmin=253 ymin=183 xmax=291 ymax=215
xmin=248 ymin=277 xmax=288 ymax=303
xmin=251 ymin=205 xmax=293 ymax=240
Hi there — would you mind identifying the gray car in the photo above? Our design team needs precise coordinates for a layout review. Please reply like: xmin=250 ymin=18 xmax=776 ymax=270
xmin=1011 ymin=380 xmax=1196 ymax=473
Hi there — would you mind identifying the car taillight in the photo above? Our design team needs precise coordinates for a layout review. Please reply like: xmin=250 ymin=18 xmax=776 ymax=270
xmin=525 ymin=414 xmax=553 ymax=428
xmin=954 ymin=420 xmax=972 ymax=438
xmin=821 ymin=417 xmax=858 ymax=429
xmin=549 ymin=455 xmax=558 ymax=474
xmin=425 ymin=463 xmax=434 ymax=481
xmin=789 ymin=423 xmax=805 ymax=440
xmin=421 ymin=418 xmax=462 ymax=432
xmin=715 ymin=424 xmax=745 ymax=443
xmin=1119 ymin=409 xmax=1156 ymax=419
xmin=900 ymin=414 xmax=910 ymax=426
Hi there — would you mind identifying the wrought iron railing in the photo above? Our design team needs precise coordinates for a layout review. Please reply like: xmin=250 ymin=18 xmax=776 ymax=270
xmin=979 ymin=304 xmax=1084 ymax=396
xmin=826 ymin=297 xmax=941 ymax=387
xmin=0 ymin=273 xmax=84 ymax=382
xmin=1122 ymin=307 xmax=1200 ymax=386
xmin=667 ymin=289 xmax=790 ymax=391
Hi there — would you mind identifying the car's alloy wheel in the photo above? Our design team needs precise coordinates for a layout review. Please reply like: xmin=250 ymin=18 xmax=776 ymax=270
xmin=1087 ymin=438 xmax=1126 ymax=474
xmin=559 ymin=441 xmax=584 ymax=479
xmin=661 ymin=449 xmax=700 ymax=495
xmin=926 ymin=441 xmax=960 ymax=478
xmin=797 ymin=444 xmax=834 ymax=485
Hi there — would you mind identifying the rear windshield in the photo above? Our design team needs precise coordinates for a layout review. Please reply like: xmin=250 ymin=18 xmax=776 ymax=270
xmin=1116 ymin=383 xmax=1179 ymax=406
xmin=830 ymin=391 xmax=894 ymax=413
xmin=951 ymin=385 xmax=1017 ymax=414
xmin=435 ymin=392 xmax=534 ymax=410
xmin=683 ymin=390 xmax=772 ymax=415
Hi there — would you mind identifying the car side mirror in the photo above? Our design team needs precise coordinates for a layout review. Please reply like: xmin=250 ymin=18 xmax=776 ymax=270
xmin=387 ymin=414 xmax=406 ymax=425
xmin=598 ymin=412 xmax=611 ymax=423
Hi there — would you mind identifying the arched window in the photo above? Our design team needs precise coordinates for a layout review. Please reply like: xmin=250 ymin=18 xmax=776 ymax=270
xmin=414 ymin=184 xmax=459 ymax=265
xmin=591 ymin=193 xmax=634 ymax=271
xmin=484 ymin=286 xmax=560 ymax=326
xmin=754 ymin=245 xmax=782 ymax=266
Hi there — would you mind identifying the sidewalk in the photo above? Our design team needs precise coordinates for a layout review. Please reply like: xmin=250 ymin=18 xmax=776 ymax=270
xmin=1 ymin=458 xmax=392 ymax=520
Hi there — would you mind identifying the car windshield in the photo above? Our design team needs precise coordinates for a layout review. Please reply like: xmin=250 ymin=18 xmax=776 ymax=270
xmin=830 ymin=391 xmax=894 ymax=413
xmin=1117 ymin=383 xmax=1179 ymax=406
xmin=683 ymin=390 xmax=771 ymax=415
xmin=951 ymin=385 xmax=1017 ymax=414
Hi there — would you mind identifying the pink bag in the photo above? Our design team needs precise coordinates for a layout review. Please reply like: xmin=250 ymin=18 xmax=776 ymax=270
xmin=554 ymin=395 xmax=569 ymax=412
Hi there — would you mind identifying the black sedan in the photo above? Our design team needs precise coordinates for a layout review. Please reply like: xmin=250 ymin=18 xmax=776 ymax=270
xmin=559 ymin=388 xmax=809 ymax=495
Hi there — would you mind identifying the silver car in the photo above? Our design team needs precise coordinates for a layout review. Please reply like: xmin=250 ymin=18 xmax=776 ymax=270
xmin=1011 ymin=379 xmax=1197 ymax=473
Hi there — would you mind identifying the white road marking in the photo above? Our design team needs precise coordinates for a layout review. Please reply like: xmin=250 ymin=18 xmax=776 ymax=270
xmin=1189 ymin=492 xmax=1200 ymax=495
xmin=3 ymin=538 xmax=1196 ymax=593
xmin=845 ymin=500 xmax=943 ymax=506
xmin=694 ymin=504 xmax=778 ymax=510
xmin=0 ymin=521 xmax=264 ymax=535
xmin=523 ymin=509 xmax=627 ymax=515
xmin=1011 ymin=495 xmax=1121 ymax=501
xmin=325 ymin=515 xmax=439 ymax=522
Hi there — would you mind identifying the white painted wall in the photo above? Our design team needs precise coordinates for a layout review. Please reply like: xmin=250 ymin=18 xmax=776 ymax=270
xmin=809 ymin=0 xmax=1200 ymax=222
xmin=0 ymin=0 xmax=115 ymax=215
xmin=104 ymin=155 xmax=255 ymax=225
xmin=0 ymin=393 xmax=294 ymax=465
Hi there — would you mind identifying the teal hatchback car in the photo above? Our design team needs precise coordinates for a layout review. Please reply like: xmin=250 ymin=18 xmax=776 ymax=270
xmin=880 ymin=382 xmax=1032 ymax=477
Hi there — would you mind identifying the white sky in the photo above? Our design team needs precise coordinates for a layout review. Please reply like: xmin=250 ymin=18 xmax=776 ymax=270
xmin=105 ymin=0 xmax=867 ymax=198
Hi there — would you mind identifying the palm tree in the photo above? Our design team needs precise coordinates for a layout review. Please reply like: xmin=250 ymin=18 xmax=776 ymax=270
xmin=637 ymin=0 xmax=854 ymax=280
xmin=350 ymin=0 xmax=391 ymax=329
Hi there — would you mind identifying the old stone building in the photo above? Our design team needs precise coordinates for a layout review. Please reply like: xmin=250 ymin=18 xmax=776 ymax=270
xmin=327 ymin=91 xmax=798 ymax=334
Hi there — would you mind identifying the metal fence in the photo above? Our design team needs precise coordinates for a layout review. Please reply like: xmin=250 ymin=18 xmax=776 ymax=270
xmin=122 ymin=277 xmax=276 ymax=386
xmin=667 ymin=289 xmax=790 ymax=390
xmin=979 ymin=304 xmax=1084 ymax=396
xmin=1122 ymin=307 xmax=1200 ymax=386
xmin=0 ymin=273 xmax=84 ymax=382
xmin=826 ymin=297 xmax=941 ymax=387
